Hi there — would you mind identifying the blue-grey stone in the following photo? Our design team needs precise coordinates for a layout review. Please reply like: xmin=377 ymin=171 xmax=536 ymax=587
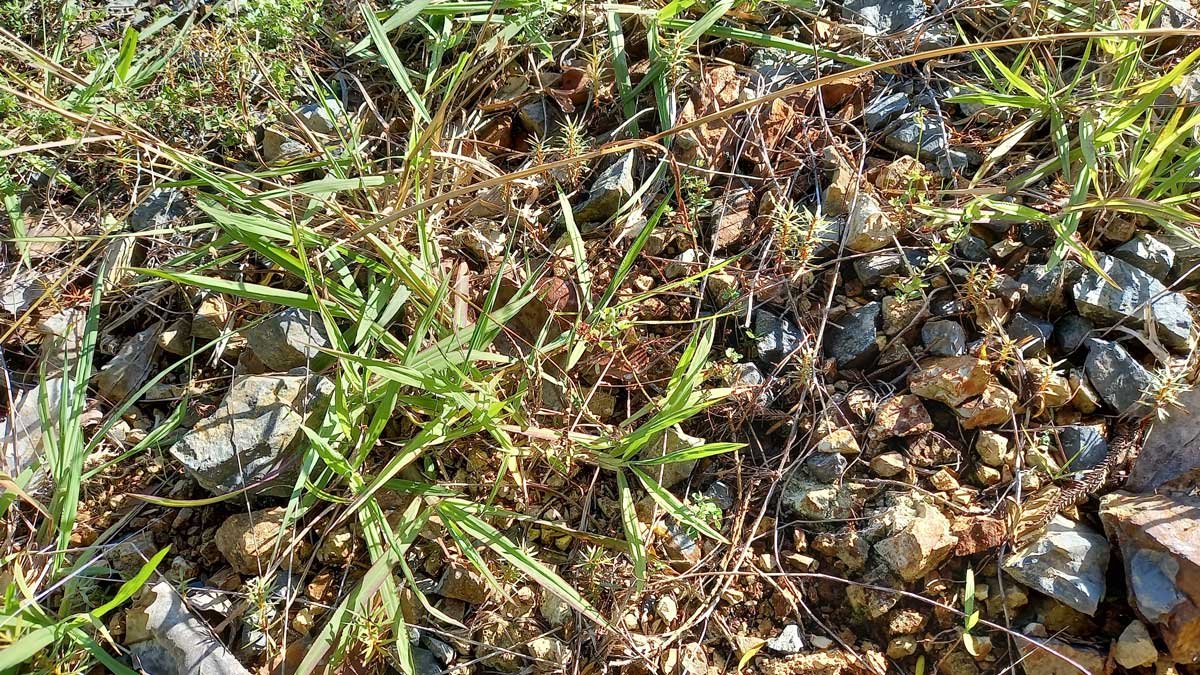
xmin=1073 ymin=254 xmax=1193 ymax=352
xmin=1054 ymin=314 xmax=1093 ymax=353
xmin=1003 ymin=515 xmax=1109 ymax=616
xmin=1008 ymin=312 xmax=1053 ymax=356
xmin=575 ymin=152 xmax=637 ymax=224
xmin=1019 ymin=222 xmax=1054 ymax=248
xmin=824 ymin=301 xmax=880 ymax=369
xmin=754 ymin=310 xmax=806 ymax=368
xmin=864 ymin=92 xmax=909 ymax=130
xmin=882 ymin=112 xmax=967 ymax=171
xmin=922 ymin=320 xmax=966 ymax=356
xmin=1128 ymin=548 xmax=1186 ymax=624
xmin=842 ymin=0 xmax=925 ymax=34
xmin=1084 ymin=339 xmax=1153 ymax=417
xmin=702 ymin=480 xmax=734 ymax=511
xmin=245 ymin=308 xmax=330 ymax=372
xmin=955 ymin=234 xmax=990 ymax=262
xmin=1058 ymin=425 xmax=1108 ymax=472
xmin=805 ymin=452 xmax=849 ymax=483
xmin=1113 ymin=233 xmax=1175 ymax=281
xmin=131 ymin=188 xmax=189 ymax=231
xmin=854 ymin=252 xmax=903 ymax=286
xmin=1019 ymin=262 xmax=1081 ymax=312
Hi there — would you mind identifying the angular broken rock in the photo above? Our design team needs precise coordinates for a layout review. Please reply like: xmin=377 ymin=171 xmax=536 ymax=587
xmin=96 ymin=322 xmax=162 ymax=401
xmin=907 ymin=355 xmax=991 ymax=406
xmin=169 ymin=370 xmax=333 ymax=494
xmin=844 ymin=193 xmax=897 ymax=253
xmin=215 ymin=507 xmax=308 ymax=575
xmin=1003 ymin=515 xmax=1109 ymax=616
xmin=1017 ymin=630 xmax=1106 ymax=675
xmin=574 ymin=151 xmax=636 ymax=224
xmin=1128 ymin=386 xmax=1200 ymax=493
xmin=823 ymin=301 xmax=880 ymax=369
xmin=126 ymin=581 xmax=251 ymax=675
xmin=873 ymin=499 xmax=956 ymax=581
xmin=1072 ymin=253 xmax=1193 ymax=351
xmin=1100 ymin=491 xmax=1200 ymax=662
xmin=244 ymin=308 xmax=330 ymax=372
xmin=957 ymin=381 xmax=1017 ymax=429
xmin=868 ymin=394 xmax=932 ymax=440
xmin=1083 ymin=339 xmax=1152 ymax=417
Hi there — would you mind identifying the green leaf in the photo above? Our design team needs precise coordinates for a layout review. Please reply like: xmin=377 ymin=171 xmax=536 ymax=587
xmin=360 ymin=2 xmax=432 ymax=123
xmin=616 ymin=470 xmax=646 ymax=589
xmin=631 ymin=466 xmax=728 ymax=544
xmin=91 ymin=546 xmax=171 ymax=618
xmin=630 ymin=441 xmax=743 ymax=466
xmin=114 ymin=27 xmax=138 ymax=84
xmin=438 ymin=500 xmax=611 ymax=628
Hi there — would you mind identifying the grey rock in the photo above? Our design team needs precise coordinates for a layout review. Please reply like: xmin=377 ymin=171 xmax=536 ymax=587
xmin=169 ymin=371 xmax=334 ymax=494
xmin=1155 ymin=0 xmax=1198 ymax=28
xmin=1003 ymin=515 xmax=1109 ymax=616
xmin=1057 ymin=425 xmax=1107 ymax=472
xmin=1112 ymin=233 xmax=1175 ymax=281
xmin=766 ymin=624 xmax=806 ymax=654
xmin=728 ymin=362 xmax=763 ymax=387
xmin=805 ymin=452 xmax=849 ymax=483
xmin=864 ymin=92 xmax=909 ymax=130
xmin=782 ymin=477 xmax=862 ymax=520
xmin=1128 ymin=548 xmax=1185 ymax=624
xmin=955 ymin=234 xmax=989 ymax=262
xmin=131 ymin=188 xmax=189 ymax=231
xmin=854 ymin=251 xmax=903 ymax=286
xmin=1084 ymin=339 xmax=1152 ymax=417
xmin=0 ymin=265 xmax=45 ymax=315
xmin=263 ymin=99 xmax=345 ymax=163
xmin=842 ymin=0 xmax=925 ymax=34
xmin=1018 ymin=262 xmax=1081 ymax=312
xmin=883 ymin=112 xmax=968 ymax=171
xmin=244 ymin=308 xmax=330 ymax=372
xmin=922 ymin=320 xmax=966 ymax=356
xmin=1053 ymin=315 xmax=1093 ymax=353
xmin=411 ymin=647 xmax=443 ymax=675
xmin=915 ymin=22 xmax=957 ymax=50
xmin=96 ymin=322 xmax=162 ymax=401
xmin=1018 ymin=222 xmax=1054 ymax=248
xmin=1072 ymin=254 xmax=1193 ymax=352
xmin=1007 ymin=312 xmax=1052 ymax=357
xmin=702 ymin=480 xmax=734 ymax=510
xmin=1158 ymin=228 xmax=1200 ymax=286
xmin=420 ymin=633 xmax=456 ymax=665
xmin=751 ymin=48 xmax=818 ymax=92
xmin=1128 ymin=386 xmax=1200 ymax=493
xmin=125 ymin=581 xmax=251 ymax=675
xmin=824 ymin=301 xmax=880 ymax=369
xmin=517 ymin=99 xmax=558 ymax=137
xmin=753 ymin=309 xmax=805 ymax=368
xmin=574 ymin=152 xmax=636 ymax=224
xmin=640 ymin=426 xmax=704 ymax=489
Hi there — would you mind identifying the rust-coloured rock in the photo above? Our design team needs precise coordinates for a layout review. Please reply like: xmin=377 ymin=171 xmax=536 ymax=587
xmin=908 ymin=356 xmax=992 ymax=406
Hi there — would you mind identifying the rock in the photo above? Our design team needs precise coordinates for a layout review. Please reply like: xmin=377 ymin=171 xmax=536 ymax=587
xmin=574 ymin=152 xmax=636 ymax=224
xmin=956 ymin=235 xmax=990 ymax=262
xmin=1072 ymin=254 xmax=1192 ymax=351
xmin=665 ymin=248 xmax=697 ymax=279
xmin=782 ymin=478 xmax=863 ymax=520
xmin=529 ymin=636 xmax=572 ymax=672
xmin=1068 ymin=369 xmax=1103 ymax=414
xmin=874 ymin=499 xmax=956 ymax=581
xmin=131 ymin=188 xmax=189 ymax=231
xmin=751 ymin=47 xmax=818 ymax=92
xmin=1053 ymin=315 xmax=1093 ymax=353
xmin=0 ymin=265 xmax=43 ymax=315
xmin=1003 ymin=515 xmax=1109 ymax=616
xmin=410 ymin=647 xmax=443 ymax=675
xmin=908 ymin=355 xmax=991 ymax=406
xmin=517 ymin=99 xmax=558 ymax=137
xmin=1056 ymin=424 xmax=1107 ymax=472
xmin=244 ymin=308 xmax=330 ymax=372
xmin=1154 ymin=0 xmax=1198 ymax=29
xmin=263 ymin=99 xmax=346 ymax=163
xmin=922 ymin=320 xmax=966 ymax=356
xmin=540 ymin=591 xmax=572 ymax=626
xmin=816 ymin=428 xmax=861 ymax=455
xmin=1100 ymin=491 xmax=1200 ymax=662
xmin=868 ymin=394 xmax=932 ymax=440
xmin=421 ymin=633 xmax=456 ymax=665
xmin=1129 ymin=386 xmax=1200 ymax=492
xmin=975 ymin=431 xmax=1013 ymax=467
xmin=125 ymin=581 xmax=252 ymax=675
xmin=886 ymin=636 xmax=916 ymax=658
xmin=753 ymin=309 xmax=805 ymax=369
xmin=823 ymin=147 xmax=859 ymax=217
xmin=190 ymin=293 xmax=228 ymax=339
xmin=883 ymin=112 xmax=967 ymax=171
xmin=842 ymin=0 xmax=925 ymax=34
xmin=438 ymin=567 xmax=490 ymax=604
xmin=853 ymin=251 xmax=903 ymax=285
xmin=655 ymin=595 xmax=679 ymax=623
xmin=844 ymin=193 xmax=898 ymax=252
xmin=1008 ymin=312 xmax=1052 ymax=357
xmin=711 ymin=190 xmax=754 ymax=251
xmin=875 ymin=155 xmax=925 ymax=192
xmin=457 ymin=222 xmax=507 ymax=260
xmin=107 ymin=531 xmax=159 ymax=578
xmin=1083 ymin=339 xmax=1152 ymax=417
xmin=881 ymin=296 xmax=921 ymax=336
xmin=864 ymin=92 xmax=909 ymax=130
xmin=1113 ymin=233 xmax=1175 ymax=281
xmin=169 ymin=371 xmax=334 ymax=494
xmin=215 ymin=507 xmax=306 ymax=575
xmin=870 ymin=451 xmax=908 ymax=477
xmin=766 ymin=624 xmax=806 ymax=654
xmin=1018 ymin=631 xmax=1106 ymax=675
xmin=316 ymin=527 xmax=356 ymax=563
xmin=957 ymin=381 xmax=1017 ymax=429
xmin=805 ymin=452 xmax=848 ymax=483
xmin=824 ymin=301 xmax=880 ymax=369
xmin=640 ymin=426 xmax=704 ymax=489
xmin=158 ymin=318 xmax=193 ymax=355
xmin=96 ymin=322 xmax=162 ymax=401
xmin=1116 ymin=620 xmax=1158 ymax=668
xmin=701 ymin=480 xmax=734 ymax=510
xmin=1017 ymin=263 xmax=1079 ymax=312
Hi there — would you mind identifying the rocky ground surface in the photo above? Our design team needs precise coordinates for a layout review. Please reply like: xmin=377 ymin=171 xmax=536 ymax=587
xmin=5 ymin=0 xmax=1200 ymax=673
